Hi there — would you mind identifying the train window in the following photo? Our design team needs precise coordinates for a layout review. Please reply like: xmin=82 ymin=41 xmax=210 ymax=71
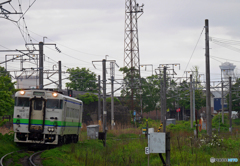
xmin=46 ymin=99 xmax=63 ymax=109
xmin=60 ymin=100 xmax=63 ymax=109
xmin=15 ymin=97 xmax=30 ymax=107
xmin=34 ymin=99 xmax=43 ymax=110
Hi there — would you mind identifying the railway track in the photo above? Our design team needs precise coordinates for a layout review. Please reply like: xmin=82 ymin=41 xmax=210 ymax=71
xmin=0 ymin=150 xmax=44 ymax=166
xmin=29 ymin=151 xmax=44 ymax=166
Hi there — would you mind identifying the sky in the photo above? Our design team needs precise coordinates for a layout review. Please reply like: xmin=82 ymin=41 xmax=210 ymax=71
xmin=1 ymin=0 xmax=240 ymax=94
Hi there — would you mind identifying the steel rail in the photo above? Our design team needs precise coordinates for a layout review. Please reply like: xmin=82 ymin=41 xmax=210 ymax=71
xmin=0 ymin=151 xmax=14 ymax=166
xmin=0 ymin=150 xmax=24 ymax=166
xmin=29 ymin=151 xmax=44 ymax=166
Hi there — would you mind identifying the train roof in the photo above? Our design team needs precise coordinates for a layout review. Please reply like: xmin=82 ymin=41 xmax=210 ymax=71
xmin=15 ymin=89 xmax=83 ymax=103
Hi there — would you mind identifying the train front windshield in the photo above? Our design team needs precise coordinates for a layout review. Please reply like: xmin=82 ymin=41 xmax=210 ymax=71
xmin=46 ymin=99 xmax=63 ymax=109
xmin=15 ymin=97 xmax=30 ymax=107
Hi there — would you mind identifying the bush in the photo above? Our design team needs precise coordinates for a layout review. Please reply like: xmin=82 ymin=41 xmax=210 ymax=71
xmin=0 ymin=131 xmax=14 ymax=142
xmin=0 ymin=119 xmax=8 ymax=127
xmin=138 ymin=118 xmax=160 ymax=130
xmin=212 ymin=114 xmax=229 ymax=131
xmin=166 ymin=120 xmax=193 ymax=132
xmin=77 ymin=93 xmax=98 ymax=105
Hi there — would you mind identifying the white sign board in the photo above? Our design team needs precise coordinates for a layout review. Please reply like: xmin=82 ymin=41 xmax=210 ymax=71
xmin=148 ymin=133 xmax=166 ymax=153
xmin=145 ymin=147 xmax=149 ymax=154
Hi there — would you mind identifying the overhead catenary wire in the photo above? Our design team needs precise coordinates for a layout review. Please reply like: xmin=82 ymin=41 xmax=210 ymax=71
xmin=182 ymin=26 xmax=205 ymax=77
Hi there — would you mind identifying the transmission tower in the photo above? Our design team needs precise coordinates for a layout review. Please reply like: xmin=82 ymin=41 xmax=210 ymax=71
xmin=124 ymin=0 xmax=144 ymax=114
xmin=124 ymin=0 xmax=144 ymax=71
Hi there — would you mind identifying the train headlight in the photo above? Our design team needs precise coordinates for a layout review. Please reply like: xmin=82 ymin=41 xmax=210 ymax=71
xmin=20 ymin=90 xmax=25 ymax=95
xmin=48 ymin=127 xmax=55 ymax=132
xmin=52 ymin=92 xmax=58 ymax=97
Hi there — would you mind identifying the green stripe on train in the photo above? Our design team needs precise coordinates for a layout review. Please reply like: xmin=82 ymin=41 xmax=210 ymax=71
xmin=13 ymin=118 xmax=82 ymax=127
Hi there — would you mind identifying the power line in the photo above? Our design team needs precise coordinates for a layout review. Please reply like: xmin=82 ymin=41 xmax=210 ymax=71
xmin=182 ymin=26 xmax=205 ymax=77
xmin=211 ymin=56 xmax=240 ymax=63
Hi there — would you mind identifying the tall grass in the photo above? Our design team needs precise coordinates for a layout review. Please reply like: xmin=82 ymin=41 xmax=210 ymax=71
xmin=41 ymin=120 xmax=240 ymax=165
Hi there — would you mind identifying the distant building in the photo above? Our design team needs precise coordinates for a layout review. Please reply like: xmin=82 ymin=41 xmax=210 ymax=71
xmin=212 ymin=91 xmax=227 ymax=112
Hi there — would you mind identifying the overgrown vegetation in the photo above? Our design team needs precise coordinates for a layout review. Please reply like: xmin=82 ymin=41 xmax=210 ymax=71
xmin=0 ymin=132 xmax=19 ymax=158
xmin=0 ymin=119 xmax=9 ymax=127
xmin=40 ymin=119 xmax=240 ymax=166
xmin=1 ymin=117 xmax=240 ymax=165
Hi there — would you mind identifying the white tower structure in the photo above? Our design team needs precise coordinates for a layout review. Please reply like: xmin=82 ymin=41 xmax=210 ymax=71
xmin=220 ymin=62 xmax=236 ymax=81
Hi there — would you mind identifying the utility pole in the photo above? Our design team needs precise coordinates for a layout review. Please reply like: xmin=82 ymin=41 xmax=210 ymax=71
xmin=98 ymin=75 xmax=102 ymax=127
xmin=110 ymin=62 xmax=115 ymax=129
xmin=163 ymin=66 xmax=167 ymax=132
xmin=102 ymin=59 xmax=107 ymax=146
xmin=221 ymin=82 xmax=224 ymax=123
xmin=58 ymin=61 xmax=62 ymax=90
xmin=229 ymin=77 xmax=232 ymax=133
xmin=39 ymin=42 xmax=44 ymax=89
xmin=193 ymin=79 xmax=196 ymax=136
xmin=160 ymin=74 xmax=164 ymax=123
xmin=26 ymin=41 xmax=60 ymax=90
xmin=190 ymin=74 xmax=193 ymax=128
xmin=193 ymin=79 xmax=195 ymax=123
xmin=205 ymin=19 xmax=212 ymax=136
xmin=92 ymin=58 xmax=118 ymax=145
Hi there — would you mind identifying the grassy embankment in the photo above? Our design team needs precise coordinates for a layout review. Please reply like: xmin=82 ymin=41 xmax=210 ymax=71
xmin=40 ymin=115 xmax=240 ymax=166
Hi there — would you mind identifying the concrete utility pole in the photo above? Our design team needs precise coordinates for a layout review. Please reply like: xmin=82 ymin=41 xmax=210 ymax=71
xmin=110 ymin=62 xmax=115 ymax=129
xmin=205 ymin=19 xmax=212 ymax=136
xmin=102 ymin=59 xmax=107 ymax=131
xmin=102 ymin=59 xmax=107 ymax=146
xmin=58 ymin=61 xmax=62 ymax=90
xmin=193 ymin=79 xmax=196 ymax=122
xmin=229 ymin=77 xmax=232 ymax=132
xmin=190 ymin=74 xmax=193 ymax=128
xmin=39 ymin=42 xmax=44 ymax=89
xmin=193 ymin=79 xmax=196 ymax=136
xmin=160 ymin=75 xmax=164 ymax=123
xmin=221 ymin=82 xmax=224 ymax=123
xmin=98 ymin=75 xmax=101 ymax=127
xmin=92 ymin=59 xmax=118 ymax=133
xmin=163 ymin=66 xmax=167 ymax=132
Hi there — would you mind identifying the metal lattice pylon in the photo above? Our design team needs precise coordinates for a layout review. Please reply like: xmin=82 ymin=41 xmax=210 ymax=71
xmin=124 ymin=0 xmax=143 ymax=71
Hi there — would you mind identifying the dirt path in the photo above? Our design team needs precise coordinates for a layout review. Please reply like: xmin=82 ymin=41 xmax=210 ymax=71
xmin=0 ymin=127 xmax=13 ymax=135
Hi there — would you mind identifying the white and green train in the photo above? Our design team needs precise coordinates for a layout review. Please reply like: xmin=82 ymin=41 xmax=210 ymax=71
xmin=13 ymin=89 xmax=83 ymax=145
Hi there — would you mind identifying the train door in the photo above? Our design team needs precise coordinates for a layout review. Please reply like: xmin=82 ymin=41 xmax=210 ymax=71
xmin=29 ymin=98 xmax=46 ymax=133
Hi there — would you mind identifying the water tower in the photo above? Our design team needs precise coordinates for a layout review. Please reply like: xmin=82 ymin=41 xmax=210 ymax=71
xmin=219 ymin=62 xmax=236 ymax=108
xmin=220 ymin=62 xmax=236 ymax=81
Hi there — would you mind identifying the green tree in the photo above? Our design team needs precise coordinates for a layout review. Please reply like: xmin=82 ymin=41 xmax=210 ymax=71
xmin=66 ymin=67 xmax=97 ymax=92
xmin=119 ymin=67 xmax=141 ymax=112
xmin=178 ymin=80 xmax=205 ymax=111
xmin=167 ymin=79 xmax=178 ymax=110
xmin=0 ymin=67 xmax=16 ymax=116
xmin=141 ymin=75 xmax=161 ymax=113
xmin=178 ymin=80 xmax=190 ymax=109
